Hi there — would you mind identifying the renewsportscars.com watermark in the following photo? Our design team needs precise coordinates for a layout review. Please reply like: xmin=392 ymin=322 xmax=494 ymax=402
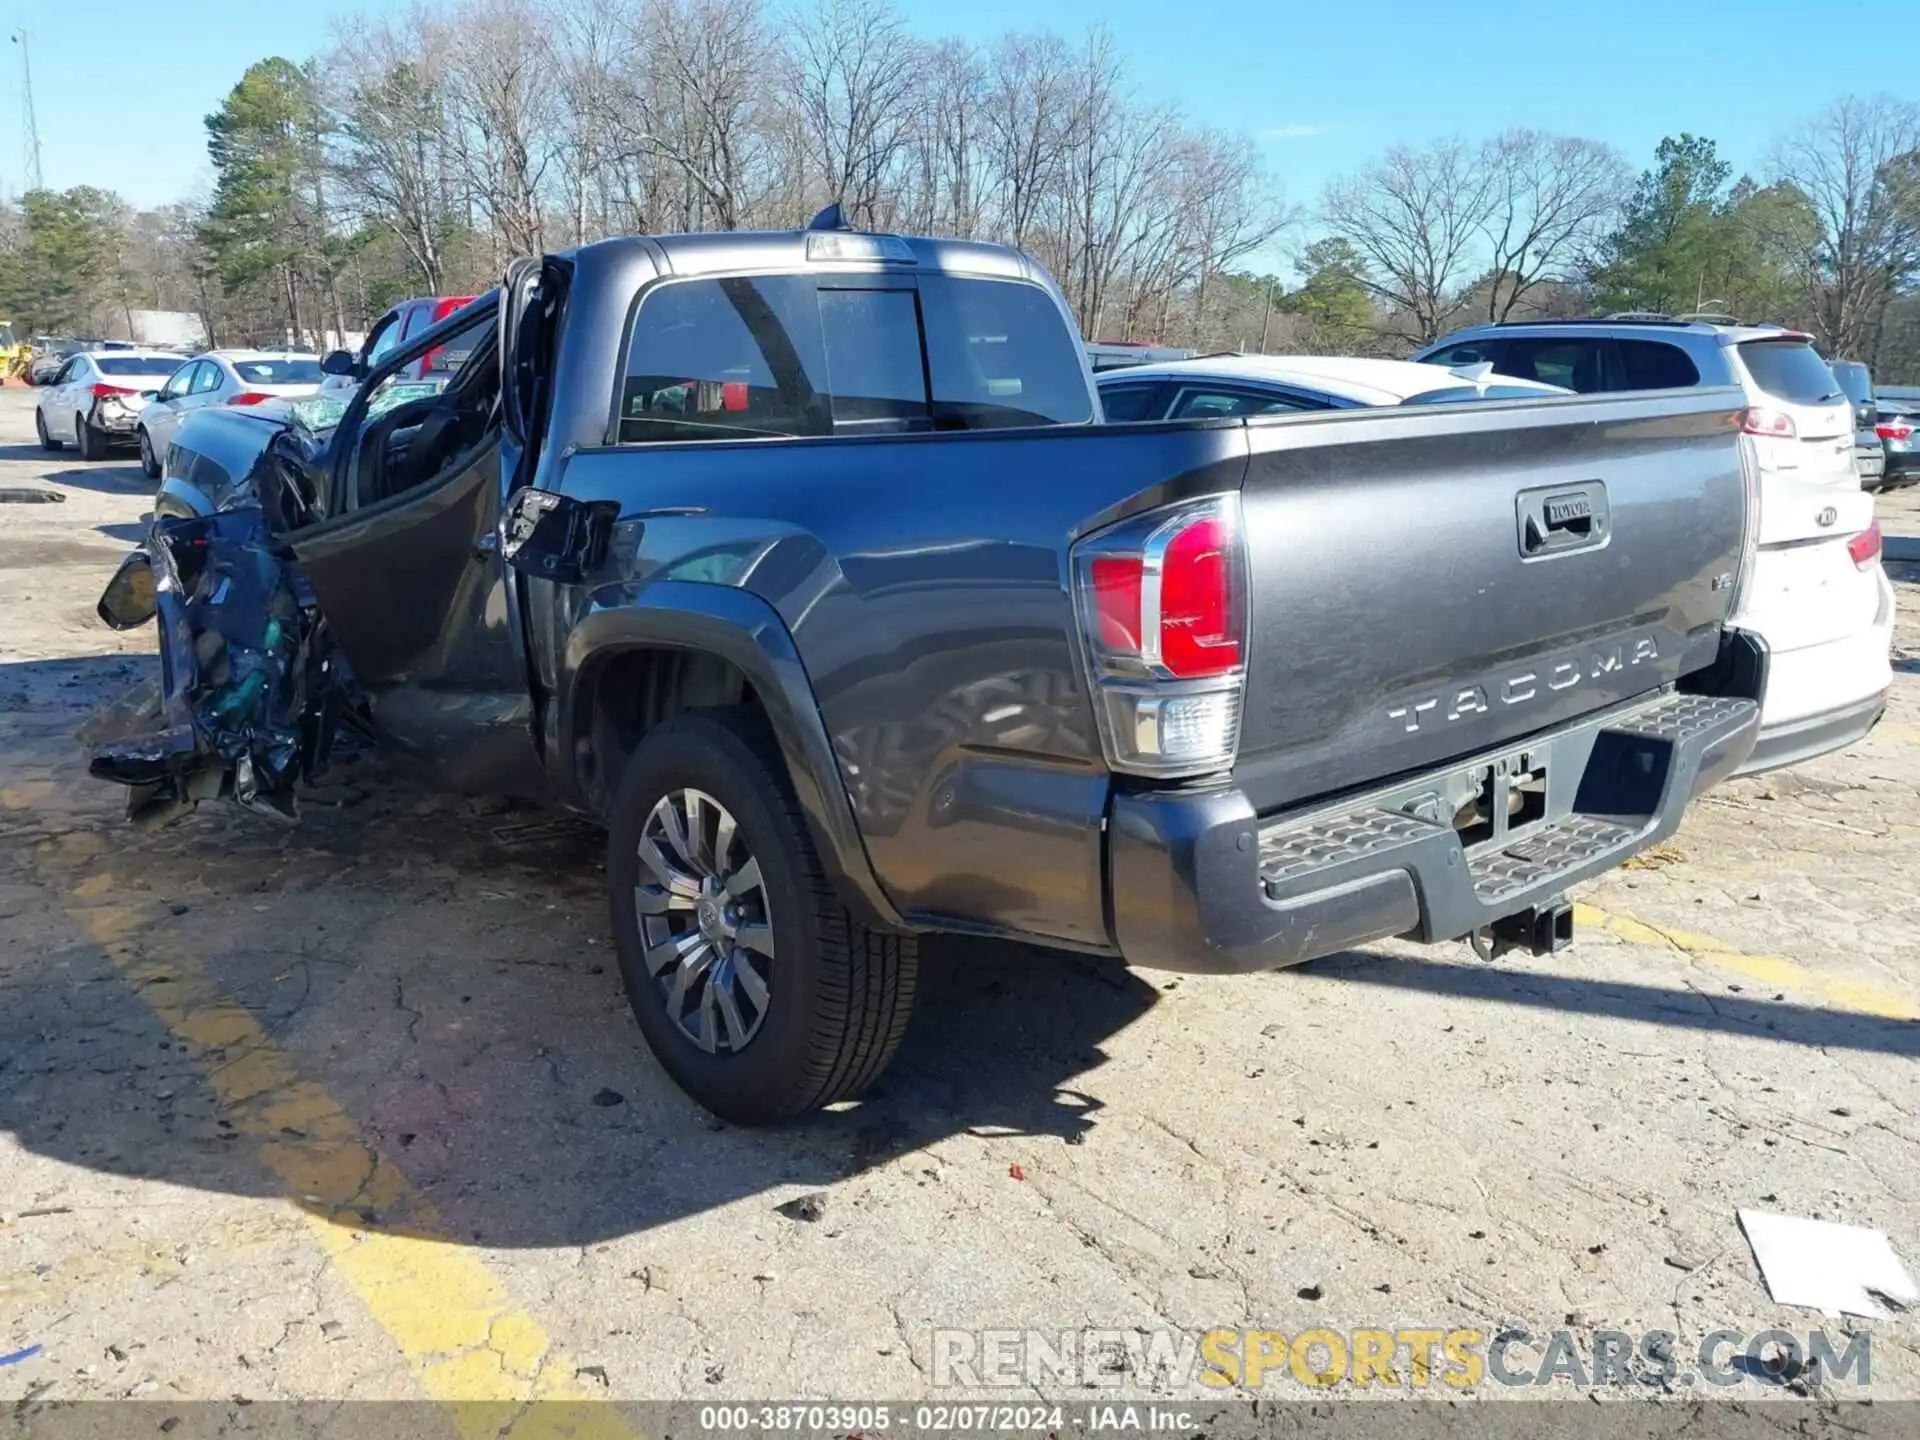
xmin=933 ymin=1326 xmax=1872 ymax=1391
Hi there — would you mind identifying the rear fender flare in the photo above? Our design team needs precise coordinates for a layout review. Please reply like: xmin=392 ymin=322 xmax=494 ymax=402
xmin=559 ymin=580 xmax=906 ymax=932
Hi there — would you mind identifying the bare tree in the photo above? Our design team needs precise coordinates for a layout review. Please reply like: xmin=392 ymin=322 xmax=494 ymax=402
xmin=326 ymin=10 xmax=460 ymax=293
xmin=979 ymin=31 xmax=1073 ymax=250
xmin=779 ymin=0 xmax=919 ymax=226
xmin=1048 ymin=29 xmax=1183 ymax=337
xmin=1478 ymin=129 xmax=1629 ymax=321
xmin=647 ymin=0 xmax=772 ymax=229
xmin=1769 ymin=95 xmax=1920 ymax=357
xmin=443 ymin=0 xmax=564 ymax=259
xmin=895 ymin=38 xmax=987 ymax=235
xmin=118 ymin=0 xmax=1309 ymax=349
xmin=1322 ymin=138 xmax=1496 ymax=344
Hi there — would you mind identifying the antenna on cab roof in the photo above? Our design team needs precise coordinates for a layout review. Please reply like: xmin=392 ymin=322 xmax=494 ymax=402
xmin=807 ymin=202 xmax=850 ymax=231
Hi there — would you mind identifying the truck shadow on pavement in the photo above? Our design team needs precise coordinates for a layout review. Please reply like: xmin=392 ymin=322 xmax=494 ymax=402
xmin=0 ymin=652 xmax=1143 ymax=1250
xmin=1309 ymin=953 xmax=1919 ymax=1057
xmin=3 ymin=651 xmax=1914 ymax=1255
xmin=21 ymin=462 xmax=154 ymax=497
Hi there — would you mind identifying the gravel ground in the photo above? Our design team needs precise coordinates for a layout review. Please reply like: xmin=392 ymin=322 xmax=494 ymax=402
xmin=1 ymin=385 xmax=1917 ymax=1427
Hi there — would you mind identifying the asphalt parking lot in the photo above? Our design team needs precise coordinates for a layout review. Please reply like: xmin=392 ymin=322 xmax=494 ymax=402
xmin=2 ymin=383 xmax=1918 ymax=1423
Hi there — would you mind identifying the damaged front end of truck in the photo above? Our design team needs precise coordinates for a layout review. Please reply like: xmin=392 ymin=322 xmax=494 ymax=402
xmin=83 ymin=512 xmax=346 ymax=827
xmin=79 ymin=397 xmax=377 ymax=828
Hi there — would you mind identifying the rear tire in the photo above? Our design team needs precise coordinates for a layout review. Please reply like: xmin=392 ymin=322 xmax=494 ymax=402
xmin=138 ymin=427 xmax=160 ymax=479
xmin=75 ymin=413 xmax=103 ymax=461
xmin=35 ymin=407 xmax=61 ymax=451
xmin=607 ymin=707 xmax=917 ymax=1125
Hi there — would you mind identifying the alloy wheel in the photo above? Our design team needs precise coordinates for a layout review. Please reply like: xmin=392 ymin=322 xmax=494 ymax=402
xmin=634 ymin=787 xmax=774 ymax=1054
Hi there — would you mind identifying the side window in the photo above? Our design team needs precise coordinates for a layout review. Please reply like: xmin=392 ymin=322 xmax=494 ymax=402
xmin=1423 ymin=341 xmax=1502 ymax=369
xmin=1168 ymin=386 xmax=1319 ymax=419
xmin=1099 ymin=384 xmax=1164 ymax=422
xmin=52 ymin=358 xmax=78 ymax=386
xmin=1497 ymin=339 xmax=1606 ymax=392
xmin=191 ymin=362 xmax=223 ymax=395
xmin=1615 ymin=340 xmax=1700 ymax=390
xmin=620 ymin=276 xmax=828 ymax=442
xmin=160 ymin=363 xmax=195 ymax=400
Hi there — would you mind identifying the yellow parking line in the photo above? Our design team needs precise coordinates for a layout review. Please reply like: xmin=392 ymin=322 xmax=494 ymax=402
xmin=1575 ymin=902 xmax=1920 ymax=1021
xmin=3 ymin=805 xmax=639 ymax=1438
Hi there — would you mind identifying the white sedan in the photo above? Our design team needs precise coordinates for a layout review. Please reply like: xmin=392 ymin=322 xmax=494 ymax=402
xmin=34 ymin=350 xmax=185 ymax=461
xmin=136 ymin=352 xmax=326 ymax=477
xmin=1096 ymin=354 xmax=1567 ymax=419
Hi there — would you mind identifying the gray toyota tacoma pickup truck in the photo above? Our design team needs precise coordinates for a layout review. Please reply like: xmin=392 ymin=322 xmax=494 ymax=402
xmin=87 ymin=217 xmax=1765 ymax=1122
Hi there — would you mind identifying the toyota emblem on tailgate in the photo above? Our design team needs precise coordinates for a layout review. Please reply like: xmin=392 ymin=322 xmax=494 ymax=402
xmin=1817 ymin=506 xmax=1838 ymax=527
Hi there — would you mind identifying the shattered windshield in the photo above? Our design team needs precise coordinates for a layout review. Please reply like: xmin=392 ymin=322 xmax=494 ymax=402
xmin=288 ymin=380 xmax=444 ymax=437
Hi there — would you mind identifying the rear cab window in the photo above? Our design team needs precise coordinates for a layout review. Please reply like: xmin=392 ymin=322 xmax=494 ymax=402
xmin=618 ymin=272 xmax=1092 ymax=443
xmin=1737 ymin=341 xmax=1843 ymax=405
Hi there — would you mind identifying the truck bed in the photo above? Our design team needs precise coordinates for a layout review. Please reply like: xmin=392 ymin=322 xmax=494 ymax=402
xmin=544 ymin=385 xmax=1754 ymax=955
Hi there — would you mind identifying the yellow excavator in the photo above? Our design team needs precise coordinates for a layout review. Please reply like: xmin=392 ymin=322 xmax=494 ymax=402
xmin=0 ymin=320 xmax=27 ymax=382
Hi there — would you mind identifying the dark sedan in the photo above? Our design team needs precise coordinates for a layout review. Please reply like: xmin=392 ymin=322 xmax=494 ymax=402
xmin=1877 ymin=404 xmax=1920 ymax=488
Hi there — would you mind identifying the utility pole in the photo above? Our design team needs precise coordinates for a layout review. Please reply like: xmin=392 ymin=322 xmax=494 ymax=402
xmin=13 ymin=29 xmax=44 ymax=193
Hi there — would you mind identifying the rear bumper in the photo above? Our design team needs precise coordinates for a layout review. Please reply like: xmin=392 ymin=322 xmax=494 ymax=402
xmin=1107 ymin=676 xmax=1762 ymax=975
xmin=1737 ymin=692 xmax=1885 ymax=777
xmin=89 ymin=403 xmax=143 ymax=438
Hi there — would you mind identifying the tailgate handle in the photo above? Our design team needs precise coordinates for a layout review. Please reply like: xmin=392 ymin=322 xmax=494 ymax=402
xmin=1517 ymin=481 xmax=1609 ymax=559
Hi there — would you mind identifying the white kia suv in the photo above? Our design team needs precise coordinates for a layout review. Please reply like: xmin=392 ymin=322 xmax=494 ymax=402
xmin=1415 ymin=318 xmax=1892 ymax=775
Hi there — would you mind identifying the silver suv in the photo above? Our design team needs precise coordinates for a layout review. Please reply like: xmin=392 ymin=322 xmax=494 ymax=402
xmin=1415 ymin=317 xmax=1857 ymax=489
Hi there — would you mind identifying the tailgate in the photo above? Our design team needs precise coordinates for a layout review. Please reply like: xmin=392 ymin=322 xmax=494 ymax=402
xmin=1230 ymin=390 xmax=1748 ymax=813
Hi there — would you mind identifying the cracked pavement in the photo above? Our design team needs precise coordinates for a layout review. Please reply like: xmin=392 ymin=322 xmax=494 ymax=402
xmin=1 ymin=388 xmax=1917 ymax=1416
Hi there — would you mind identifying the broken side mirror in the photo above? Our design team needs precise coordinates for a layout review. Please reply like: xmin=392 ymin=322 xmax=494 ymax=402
xmin=320 ymin=349 xmax=358 ymax=378
xmin=97 ymin=549 xmax=157 ymax=630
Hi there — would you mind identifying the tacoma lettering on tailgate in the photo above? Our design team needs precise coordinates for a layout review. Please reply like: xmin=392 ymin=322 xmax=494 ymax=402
xmin=1388 ymin=634 xmax=1661 ymax=734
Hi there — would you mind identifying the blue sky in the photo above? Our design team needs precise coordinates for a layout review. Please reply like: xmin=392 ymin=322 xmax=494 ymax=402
xmin=6 ymin=0 xmax=1912 ymax=232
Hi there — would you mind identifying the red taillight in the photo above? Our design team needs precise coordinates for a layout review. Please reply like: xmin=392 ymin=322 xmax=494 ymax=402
xmin=1074 ymin=496 xmax=1246 ymax=777
xmin=1877 ymin=422 xmax=1913 ymax=441
xmin=1743 ymin=406 xmax=1797 ymax=439
xmin=228 ymin=391 xmax=271 ymax=406
xmin=721 ymin=381 xmax=749 ymax=412
xmin=90 ymin=383 xmax=135 ymax=398
xmin=1087 ymin=515 xmax=1241 ymax=679
xmin=1848 ymin=520 xmax=1882 ymax=570
xmin=1158 ymin=517 xmax=1241 ymax=677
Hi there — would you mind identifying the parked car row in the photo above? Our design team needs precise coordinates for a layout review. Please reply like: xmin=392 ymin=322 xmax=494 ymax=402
xmin=30 ymin=295 xmax=477 ymax=472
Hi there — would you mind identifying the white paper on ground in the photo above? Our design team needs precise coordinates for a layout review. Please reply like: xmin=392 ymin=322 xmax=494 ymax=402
xmin=1738 ymin=1208 xmax=1919 ymax=1319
